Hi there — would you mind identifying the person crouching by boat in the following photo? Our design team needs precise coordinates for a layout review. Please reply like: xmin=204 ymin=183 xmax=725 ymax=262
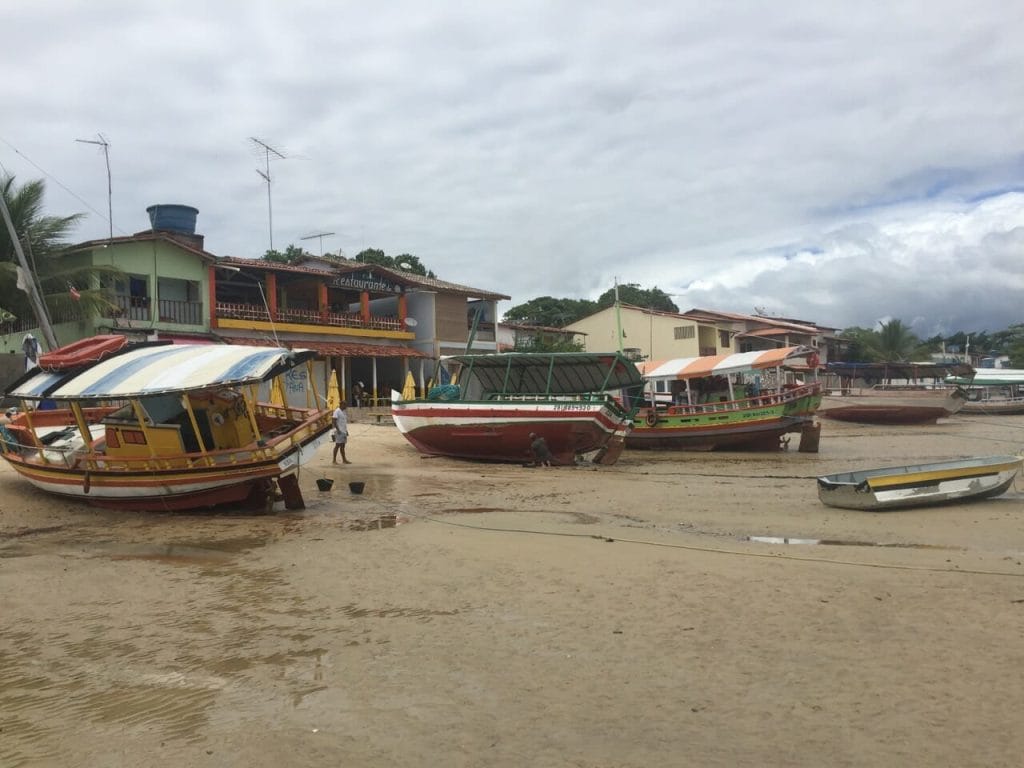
xmin=528 ymin=432 xmax=552 ymax=467
xmin=332 ymin=402 xmax=352 ymax=464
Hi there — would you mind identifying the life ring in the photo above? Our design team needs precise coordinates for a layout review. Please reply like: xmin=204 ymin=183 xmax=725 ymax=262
xmin=39 ymin=335 xmax=128 ymax=371
xmin=645 ymin=411 xmax=659 ymax=427
xmin=806 ymin=352 xmax=820 ymax=369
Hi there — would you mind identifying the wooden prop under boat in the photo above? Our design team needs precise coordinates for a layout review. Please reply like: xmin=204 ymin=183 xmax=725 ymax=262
xmin=627 ymin=346 xmax=822 ymax=451
xmin=816 ymin=455 xmax=1023 ymax=511
xmin=0 ymin=340 xmax=332 ymax=511
xmin=390 ymin=352 xmax=641 ymax=465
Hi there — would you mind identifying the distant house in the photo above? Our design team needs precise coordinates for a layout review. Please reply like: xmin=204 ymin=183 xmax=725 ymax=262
xmin=565 ymin=303 xmax=839 ymax=362
xmin=496 ymin=322 xmax=585 ymax=351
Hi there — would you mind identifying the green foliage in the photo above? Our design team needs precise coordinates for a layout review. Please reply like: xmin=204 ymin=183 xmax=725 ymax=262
xmin=596 ymin=284 xmax=679 ymax=313
xmin=261 ymin=244 xmax=306 ymax=263
xmin=502 ymin=296 xmax=597 ymax=327
xmin=1002 ymin=324 xmax=1024 ymax=367
xmin=839 ymin=326 xmax=881 ymax=361
xmin=0 ymin=173 xmax=121 ymax=323
xmin=875 ymin=319 xmax=919 ymax=361
xmin=354 ymin=248 xmax=436 ymax=278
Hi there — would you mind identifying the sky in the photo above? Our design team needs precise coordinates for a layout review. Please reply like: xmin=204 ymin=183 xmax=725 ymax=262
xmin=2 ymin=1 xmax=1022 ymax=336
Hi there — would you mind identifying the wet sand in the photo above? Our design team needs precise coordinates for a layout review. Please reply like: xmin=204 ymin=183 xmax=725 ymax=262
xmin=2 ymin=414 xmax=1024 ymax=767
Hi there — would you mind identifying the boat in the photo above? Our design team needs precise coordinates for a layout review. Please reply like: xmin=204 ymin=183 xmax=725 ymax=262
xmin=816 ymin=455 xmax=1023 ymax=510
xmin=390 ymin=352 xmax=641 ymax=465
xmin=626 ymin=346 xmax=823 ymax=451
xmin=946 ymin=369 xmax=1024 ymax=415
xmin=0 ymin=339 xmax=333 ymax=511
xmin=819 ymin=362 xmax=969 ymax=424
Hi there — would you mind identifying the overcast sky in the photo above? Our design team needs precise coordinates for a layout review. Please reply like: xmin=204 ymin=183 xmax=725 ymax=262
xmin=2 ymin=1 xmax=1022 ymax=335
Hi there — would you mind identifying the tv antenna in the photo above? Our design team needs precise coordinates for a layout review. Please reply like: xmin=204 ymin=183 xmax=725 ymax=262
xmin=249 ymin=137 xmax=286 ymax=251
xmin=75 ymin=134 xmax=112 ymax=239
xmin=300 ymin=231 xmax=335 ymax=256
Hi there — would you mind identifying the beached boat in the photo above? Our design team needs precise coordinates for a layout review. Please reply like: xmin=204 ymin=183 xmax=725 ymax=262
xmin=0 ymin=339 xmax=333 ymax=511
xmin=946 ymin=369 xmax=1024 ymax=415
xmin=816 ymin=455 xmax=1023 ymax=510
xmin=820 ymin=361 xmax=969 ymax=424
xmin=390 ymin=352 xmax=641 ymax=465
xmin=626 ymin=346 xmax=822 ymax=451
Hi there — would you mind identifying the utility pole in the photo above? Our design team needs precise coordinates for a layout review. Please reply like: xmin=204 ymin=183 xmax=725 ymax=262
xmin=0 ymin=192 xmax=58 ymax=349
xmin=75 ymin=134 xmax=112 ymax=239
xmin=301 ymin=231 xmax=335 ymax=256
xmin=250 ymin=137 xmax=285 ymax=252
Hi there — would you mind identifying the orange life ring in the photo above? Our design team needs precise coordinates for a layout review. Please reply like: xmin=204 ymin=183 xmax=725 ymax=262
xmin=38 ymin=335 xmax=128 ymax=371
xmin=645 ymin=411 xmax=659 ymax=427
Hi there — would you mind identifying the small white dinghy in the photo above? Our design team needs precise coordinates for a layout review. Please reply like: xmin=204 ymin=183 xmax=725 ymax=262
xmin=817 ymin=455 xmax=1023 ymax=511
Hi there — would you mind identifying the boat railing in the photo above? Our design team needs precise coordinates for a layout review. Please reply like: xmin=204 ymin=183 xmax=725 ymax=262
xmin=656 ymin=383 xmax=820 ymax=417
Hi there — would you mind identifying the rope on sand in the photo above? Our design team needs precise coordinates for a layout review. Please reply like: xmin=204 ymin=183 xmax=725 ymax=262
xmin=401 ymin=509 xmax=1024 ymax=579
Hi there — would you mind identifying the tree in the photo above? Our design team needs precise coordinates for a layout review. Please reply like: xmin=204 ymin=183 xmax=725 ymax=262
xmin=595 ymin=284 xmax=679 ymax=313
xmin=502 ymin=296 xmax=596 ymax=327
xmin=875 ymin=319 xmax=919 ymax=361
xmin=1002 ymin=324 xmax=1024 ymax=367
xmin=262 ymin=244 xmax=306 ymax=264
xmin=839 ymin=326 xmax=881 ymax=361
xmin=1 ymin=174 xmax=120 ymax=328
xmin=354 ymin=248 xmax=436 ymax=278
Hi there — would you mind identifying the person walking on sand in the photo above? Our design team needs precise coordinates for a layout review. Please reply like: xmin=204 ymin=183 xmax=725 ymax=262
xmin=332 ymin=401 xmax=351 ymax=464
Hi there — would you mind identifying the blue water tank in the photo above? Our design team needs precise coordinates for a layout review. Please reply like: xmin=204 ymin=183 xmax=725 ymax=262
xmin=146 ymin=204 xmax=199 ymax=234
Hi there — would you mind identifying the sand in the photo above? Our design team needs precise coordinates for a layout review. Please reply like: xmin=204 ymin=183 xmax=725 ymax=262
xmin=2 ymin=413 xmax=1024 ymax=767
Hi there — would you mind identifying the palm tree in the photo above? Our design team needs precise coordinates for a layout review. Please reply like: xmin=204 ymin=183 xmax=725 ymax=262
xmin=1 ymin=174 xmax=121 ymax=329
xmin=875 ymin=319 xmax=919 ymax=361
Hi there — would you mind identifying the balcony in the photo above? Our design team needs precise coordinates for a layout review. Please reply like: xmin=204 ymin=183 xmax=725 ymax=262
xmin=215 ymin=302 xmax=404 ymax=332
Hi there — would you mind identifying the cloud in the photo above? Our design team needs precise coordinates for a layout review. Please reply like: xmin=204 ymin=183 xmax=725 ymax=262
xmin=1 ymin=1 xmax=1022 ymax=334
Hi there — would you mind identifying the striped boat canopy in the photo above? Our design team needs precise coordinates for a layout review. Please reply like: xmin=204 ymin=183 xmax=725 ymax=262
xmin=7 ymin=343 xmax=316 ymax=400
xmin=638 ymin=346 xmax=813 ymax=381
xmin=946 ymin=368 xmax=1024 ymax=386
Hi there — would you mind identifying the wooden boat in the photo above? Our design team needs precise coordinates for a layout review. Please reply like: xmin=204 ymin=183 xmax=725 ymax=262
xmin=390 ymin=352 xmax=641 ymax=465
xmin=0 ymin=340 xmax=332 ymax=511
xmin=820 ymin=361 xmax=969 ymax=424
xmin=626 ymin=346 xmax=822 ymax=451
xmin=816 ymin=455 xmax=1022 ymax=510
xmin=946 ymin=369 xmax=1024 ymax=415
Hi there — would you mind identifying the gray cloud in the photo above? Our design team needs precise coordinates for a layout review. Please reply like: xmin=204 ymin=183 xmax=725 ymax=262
xmin=2 ymin=1 xmax=1022 ymax=333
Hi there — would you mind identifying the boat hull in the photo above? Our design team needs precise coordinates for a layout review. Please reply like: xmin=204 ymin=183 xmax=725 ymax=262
xmin=819 ymin=388 xmax=965 ymax=424
xmin=959 ymin=397 xmax=1024 ymax=415
xmin=391 ymin=400 xmax=629 ymax=464
xmin=626 ymin=385 xmax=821 ymax=451
xmin=817 ymin=455 xmax=1023 ymax=510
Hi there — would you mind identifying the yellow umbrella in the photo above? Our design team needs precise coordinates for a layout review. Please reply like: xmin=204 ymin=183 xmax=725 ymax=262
xmin=326 ymin=373 xmax=340 ymax=410
xmin=401 ymin=371 xmax=416 ymax=401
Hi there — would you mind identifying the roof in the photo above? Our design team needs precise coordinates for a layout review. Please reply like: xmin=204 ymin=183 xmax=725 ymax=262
xmin=682 ymin=308 xmax=823 ymax=334
xmin=443 ymin=352 xmax=641 ymax=394
xmin=215 ymin=256 xmax=509 ymax=300
xmin=226 ymin=337 xmax=427 ymax=358
xmin=8 ymin=343 xmax=315 ymax=400
xmin=638 ymin=346 xmax=813 ymax=380
xmin=827 ymin=361 xmax=974 ymax=379
xmin=947 ymin=368 xmax=1024 ymax=386
xmin=67 ymin=232 xmax=217 ymax=262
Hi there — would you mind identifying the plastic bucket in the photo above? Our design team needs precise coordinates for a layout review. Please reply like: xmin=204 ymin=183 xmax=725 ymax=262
xmin=316 ymin=478 xmax=334 ymax=492
xmin=349 ymin=481 xmax=365 ymax=495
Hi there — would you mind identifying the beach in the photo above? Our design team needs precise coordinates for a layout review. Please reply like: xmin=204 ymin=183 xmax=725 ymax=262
xmin=2 ymin=413 xmax=1023 ymax=767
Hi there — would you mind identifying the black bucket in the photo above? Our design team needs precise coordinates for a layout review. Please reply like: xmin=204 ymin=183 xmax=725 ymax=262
xmin=349 ymin=481 xmax=365 ymax=495
xmin=316 ymin=478 xmax=334 ymax=492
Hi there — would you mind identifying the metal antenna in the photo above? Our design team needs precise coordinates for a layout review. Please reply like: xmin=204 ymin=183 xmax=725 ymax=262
xmin=300 ymin=231 xmax=335 ymax=256
xmin=249 ymin=137 xmax=285 ymax=252
xmin=75 ymin=134 xmax=112 ymax=239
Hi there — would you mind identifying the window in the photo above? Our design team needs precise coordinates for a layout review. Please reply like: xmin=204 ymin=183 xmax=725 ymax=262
xmin=673 ymin=326 xmax=695 ymax=340
xmin=719 ymin=330 xmax=731 ymax=347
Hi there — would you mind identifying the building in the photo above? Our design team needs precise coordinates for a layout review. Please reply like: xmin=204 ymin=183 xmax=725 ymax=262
xmin=1 ymin=204 xmax=509 ymax=406
xmin=565 ymin=303 xmax=839 ymax=362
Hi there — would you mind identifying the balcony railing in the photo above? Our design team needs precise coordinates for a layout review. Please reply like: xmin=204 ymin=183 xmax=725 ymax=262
xmin=157 ymin=298 xmax=204 ymax=325
xmin=215 ymin=302 xmax=403 ymax=331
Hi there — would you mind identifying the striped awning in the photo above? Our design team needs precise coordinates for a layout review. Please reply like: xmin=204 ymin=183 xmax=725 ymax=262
xmin=7 ymin=343 xmax=316 ymax=400
xmin=638 ymin=346 xmax=812 ymax=381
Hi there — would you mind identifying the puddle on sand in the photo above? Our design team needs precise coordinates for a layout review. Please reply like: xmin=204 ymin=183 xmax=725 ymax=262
xmin=747 ymin=536 xmax=961 ymax=550
xmin=346 ymin=514 xmax=404 ymax=532
xmin=97 ymin=536 xmax=272 ymax=565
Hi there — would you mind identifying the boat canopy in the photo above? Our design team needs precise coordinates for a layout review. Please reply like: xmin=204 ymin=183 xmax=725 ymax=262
xmin=946 ymin=368 xmax=1024 ymax=386
xmin=638 ymin=346 xmax=812 ymax=382
xmin=444 ymin=352 xmax=642 ymax=395
xmin=6 ymin=343 xmax=317 ymax=400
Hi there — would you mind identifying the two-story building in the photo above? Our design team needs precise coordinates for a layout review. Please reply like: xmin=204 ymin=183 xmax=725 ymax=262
xmin=1 ymin=204 xmax=509 ymax=406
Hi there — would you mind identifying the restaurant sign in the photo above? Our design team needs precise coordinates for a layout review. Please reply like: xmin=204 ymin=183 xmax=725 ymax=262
xmin=330 ymin=270 xmax=403 ymax=294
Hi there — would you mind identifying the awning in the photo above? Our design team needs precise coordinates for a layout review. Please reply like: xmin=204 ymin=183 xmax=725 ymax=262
xmin=225 ymin=337 xmax=428 ymax=358
xmin=638 ymin=346 xmax=812 ymax=381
